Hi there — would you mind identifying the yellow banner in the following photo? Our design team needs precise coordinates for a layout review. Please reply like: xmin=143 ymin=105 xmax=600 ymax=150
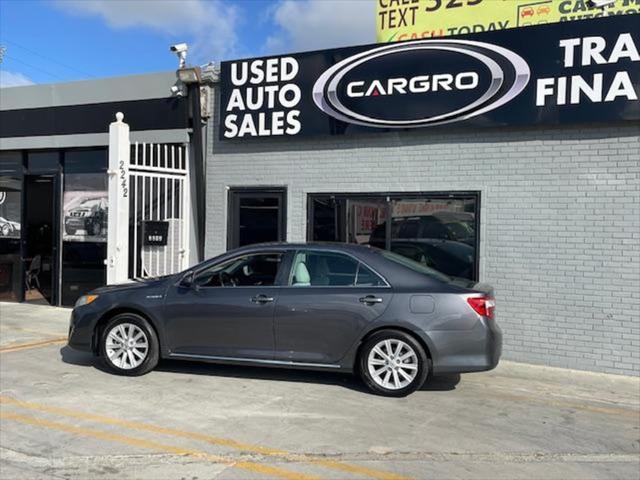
xmin=376 ymin=0 xmax=640 ymax=42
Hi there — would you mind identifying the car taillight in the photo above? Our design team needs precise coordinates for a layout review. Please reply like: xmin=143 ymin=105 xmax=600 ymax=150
xmin=467 ymin=296 xmax=495 ymax=319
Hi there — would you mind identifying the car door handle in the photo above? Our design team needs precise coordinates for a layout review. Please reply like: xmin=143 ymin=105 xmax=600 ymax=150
xmin=359 ymin=296 xmax=383 ymax=305
xmin=251 ymin=294 xmax=274 ymax=304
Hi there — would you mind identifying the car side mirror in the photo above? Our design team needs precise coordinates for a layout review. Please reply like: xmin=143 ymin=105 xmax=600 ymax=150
xmin=180 ymin=272 xmax=197 ymax=290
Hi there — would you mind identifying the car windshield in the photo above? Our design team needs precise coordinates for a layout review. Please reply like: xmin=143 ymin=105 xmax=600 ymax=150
xmin=378 ymin=250 xmax=451 ymax=283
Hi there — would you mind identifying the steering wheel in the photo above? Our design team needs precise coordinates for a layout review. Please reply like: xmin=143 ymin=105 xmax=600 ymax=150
xmin=219 ymin=271 xmax=236 ymax=287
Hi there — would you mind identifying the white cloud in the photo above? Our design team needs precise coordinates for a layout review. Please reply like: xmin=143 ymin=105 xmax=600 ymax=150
xmin=0 ymin=70 xmax=35 ymax=88
xmin=53 ymin=0 xmax=239 ymax=61
xmin=266 ymin=0 xmax=376 ymax=54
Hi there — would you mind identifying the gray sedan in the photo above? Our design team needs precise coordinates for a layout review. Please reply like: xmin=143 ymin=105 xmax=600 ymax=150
xmin=68 ymin=243 xmax=501 ymax=396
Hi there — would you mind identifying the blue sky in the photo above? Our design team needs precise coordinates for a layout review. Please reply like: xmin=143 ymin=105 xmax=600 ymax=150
xmin=0 ymin=0 xmax=375 ymax=87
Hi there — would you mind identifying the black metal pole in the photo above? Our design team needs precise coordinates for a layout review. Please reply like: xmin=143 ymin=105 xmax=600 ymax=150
xmin=188 ymin=82 xmax=206 ymax=262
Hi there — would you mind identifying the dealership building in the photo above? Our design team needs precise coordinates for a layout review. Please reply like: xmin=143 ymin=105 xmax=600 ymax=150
xmin=1 ymin=16 xmax=638 ymax=376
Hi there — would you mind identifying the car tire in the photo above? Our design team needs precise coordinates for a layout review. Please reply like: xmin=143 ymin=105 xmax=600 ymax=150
xmin=358 ymin=329 xmax=429 ymax=397
xmin=65 ymin=226 xmax=76 ymax=235
xmin=100 ymin=313 xmax=159 ymax=376
xmin=92 ymin=220 xmax=102 ymax=236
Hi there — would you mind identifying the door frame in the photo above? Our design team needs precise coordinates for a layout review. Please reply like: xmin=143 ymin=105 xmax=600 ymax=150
xmin=22 ymin=173 xmax=62 ymax=306
xmin=227 ymin=187 xmax=287 ymax=250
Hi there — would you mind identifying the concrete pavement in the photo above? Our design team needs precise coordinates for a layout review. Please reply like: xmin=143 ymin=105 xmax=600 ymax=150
xmin=0 ymin=301 xmax=638 ymax=479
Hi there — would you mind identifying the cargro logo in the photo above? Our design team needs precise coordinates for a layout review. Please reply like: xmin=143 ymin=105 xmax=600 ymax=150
xmin=312 ymin=39 xmax=531 ymax=128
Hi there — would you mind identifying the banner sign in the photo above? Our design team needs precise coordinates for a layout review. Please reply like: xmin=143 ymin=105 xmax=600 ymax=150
xmin=219 ymin=16 xmax=639 ymax=140
xmin=376 ymin=0 xmax=640 ymax=42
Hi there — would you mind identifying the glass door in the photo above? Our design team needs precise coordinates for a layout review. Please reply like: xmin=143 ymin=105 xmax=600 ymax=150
xmin=228 ymin=188 xmax=287 ymax=249
xmin=23 ymin=174 xmax=60 ymax=305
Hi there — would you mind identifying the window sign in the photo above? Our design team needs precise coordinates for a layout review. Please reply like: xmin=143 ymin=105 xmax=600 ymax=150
xmin=63 ymin=174 xmax=108 ymax=242
xmin=0 ymin=179 xmax=21 ymax=239
xmin=376 ymin=0 xmax=639 ymax=42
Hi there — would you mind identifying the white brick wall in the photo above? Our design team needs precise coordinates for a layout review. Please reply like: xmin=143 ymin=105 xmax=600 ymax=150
xmin=205 ymin=95 xmax=640 ymax=376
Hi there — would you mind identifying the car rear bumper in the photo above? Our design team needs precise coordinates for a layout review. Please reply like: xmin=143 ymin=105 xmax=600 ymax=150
xmin=428 ymin=319 xmax=502 ymax=375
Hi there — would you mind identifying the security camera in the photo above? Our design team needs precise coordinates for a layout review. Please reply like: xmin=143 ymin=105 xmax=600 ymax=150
xmin=170 ymin=43 xmax=188 ymax=68
xmin=170 ymin=84 xmax=184 ymax=97
xmin=170 ymin=43 xmax=188 ymax=54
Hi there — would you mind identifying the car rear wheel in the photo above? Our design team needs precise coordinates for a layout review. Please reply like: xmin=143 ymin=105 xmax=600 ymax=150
xmin=358 ymin=330 xmax=428 ymax=397
xmin=101 ymin=314 xmax=159 ymax=376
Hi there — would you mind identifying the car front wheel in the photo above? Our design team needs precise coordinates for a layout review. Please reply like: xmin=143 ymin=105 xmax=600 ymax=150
xmin=101 ymin=314 xmax=159 ymax=376
xmin=87 ymin=219 xmax=100 ymax=236
xmin=359 ymin=330 xmax=429 ymax=397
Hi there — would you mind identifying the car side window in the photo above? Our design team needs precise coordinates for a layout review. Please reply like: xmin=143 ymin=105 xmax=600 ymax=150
xmin=355 ymin=263 xmax=385 ymax=287
xmin=289 ymin=251 xmax=384 ymax=287
xmin=194 ymin=253 xmax=283 ymax=288
xmin=397 ymin=219 xmax=420 ymax=238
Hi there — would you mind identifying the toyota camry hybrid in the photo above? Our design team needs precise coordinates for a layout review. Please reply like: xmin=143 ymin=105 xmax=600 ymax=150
xmin=68 ymin=243 xmax=501 ymax=396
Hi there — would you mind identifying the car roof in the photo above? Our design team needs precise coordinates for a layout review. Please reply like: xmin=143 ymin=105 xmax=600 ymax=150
xmin=230 ymin=242 xmax=377 ymax=254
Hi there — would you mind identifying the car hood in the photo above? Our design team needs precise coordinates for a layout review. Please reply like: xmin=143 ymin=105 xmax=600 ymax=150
xmin=92 ymin=275 xmax=175 ymax=295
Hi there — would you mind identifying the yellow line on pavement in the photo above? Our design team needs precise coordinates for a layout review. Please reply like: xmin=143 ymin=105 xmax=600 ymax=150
xmin=0 ymin=325 xmax=66 ymax=337
xmin=0 ymin=395 xmax=409 ymax=480
xmin=0 ymin=411 xmax=320 ymax=480
xmin=0 ymin=337 xmax=67 ymax=354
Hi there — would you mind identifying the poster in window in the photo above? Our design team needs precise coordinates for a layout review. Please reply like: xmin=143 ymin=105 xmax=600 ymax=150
xmin=63 ymin=174 xmax=108 ymax=242
xmin=0 ymin=181 xmax=22 ymax=239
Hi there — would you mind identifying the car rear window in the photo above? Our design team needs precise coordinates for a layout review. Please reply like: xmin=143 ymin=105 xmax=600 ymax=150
xmin=378 ymin=250 xmax=451 ymax=283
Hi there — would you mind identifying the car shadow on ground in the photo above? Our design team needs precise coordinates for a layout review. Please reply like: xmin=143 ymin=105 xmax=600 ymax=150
xmin=59 ymin=346 xmax=461 ymax=394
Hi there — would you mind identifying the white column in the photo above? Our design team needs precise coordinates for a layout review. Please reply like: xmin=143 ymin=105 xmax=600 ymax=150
xmin=106 ymin=112 xmax=130 ymax=284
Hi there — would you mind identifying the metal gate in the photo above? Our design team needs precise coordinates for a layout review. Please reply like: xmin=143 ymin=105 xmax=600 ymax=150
xmin=129 ymin=142 xmax=190 ymax=279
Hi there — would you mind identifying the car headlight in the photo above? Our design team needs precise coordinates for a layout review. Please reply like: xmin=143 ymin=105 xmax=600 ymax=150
xmin=75 ymin=294 xmax=99 ymax=308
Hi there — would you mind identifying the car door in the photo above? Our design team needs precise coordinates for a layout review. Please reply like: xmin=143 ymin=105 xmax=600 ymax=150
xmin=274 ymin=249 xmax=393 ymax=365
xmin=163 ymin=251 xmax=284 ymax=360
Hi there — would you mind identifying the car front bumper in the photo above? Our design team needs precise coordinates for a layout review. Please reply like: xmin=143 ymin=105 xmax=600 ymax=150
xmin=65 ymin=217 xmax=89 ymax=229
xmin=67 ymin=305 xmax=101 ymax=353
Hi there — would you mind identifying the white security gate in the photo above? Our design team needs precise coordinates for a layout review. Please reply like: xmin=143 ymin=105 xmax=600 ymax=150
xmin=129 ymin=142 xmax=190 ymax=279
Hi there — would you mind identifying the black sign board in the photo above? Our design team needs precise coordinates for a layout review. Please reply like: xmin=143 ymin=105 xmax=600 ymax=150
xmin=219 ymin=15 xmax=639 ymax=140
xmin=142 ymin=221 xmax=169 ymax=246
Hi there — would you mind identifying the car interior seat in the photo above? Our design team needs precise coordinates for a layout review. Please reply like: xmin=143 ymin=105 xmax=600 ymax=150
xmin=293 ymin=262 xmax=311 ymax=286
xmin=311 ymin=256 xmax=331 ymax=285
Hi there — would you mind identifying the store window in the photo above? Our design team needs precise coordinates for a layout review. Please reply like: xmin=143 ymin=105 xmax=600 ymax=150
xmin=61 ymin=149 xmax=108 ymax=306
xmin=0 ymin=152 xmax=23 ymax=301
xmin=308 ymin=193 xmax=479 ymax=281
xmin=228 ymin=188 xmax=286 ymax=249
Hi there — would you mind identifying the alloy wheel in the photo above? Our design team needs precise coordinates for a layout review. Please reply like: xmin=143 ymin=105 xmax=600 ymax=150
xmin=367 ymin=339 xmax=418 ymax=390
xmin=105 ymin=323 xmax=149 ymax=370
